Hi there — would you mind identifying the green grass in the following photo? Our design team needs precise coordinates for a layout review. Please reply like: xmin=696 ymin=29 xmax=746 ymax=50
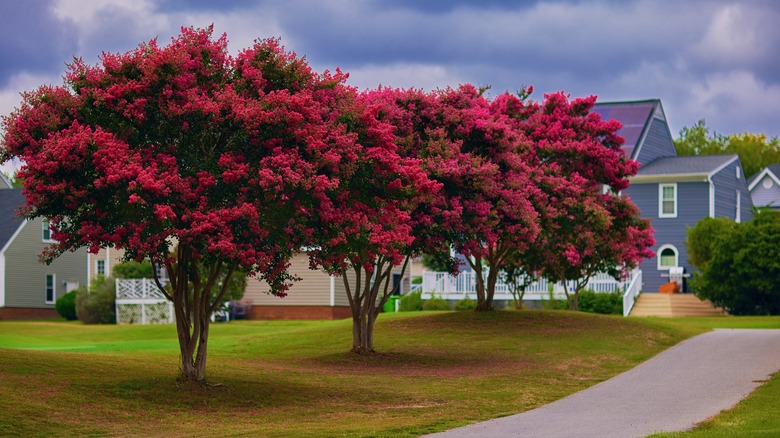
xmin=0 ymin=310 xmax=698 ymax=437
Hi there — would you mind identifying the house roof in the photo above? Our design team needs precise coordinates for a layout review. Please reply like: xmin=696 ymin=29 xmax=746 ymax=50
xmin=748 ymin=164 xmax=780 ymax=188
xmin=592 ymin=99 xmax=659 ymax=160
xmin=0 ymin=189 xmax=26 ymax=251
xmin=631 ymin=155 xmax=738 ymax=182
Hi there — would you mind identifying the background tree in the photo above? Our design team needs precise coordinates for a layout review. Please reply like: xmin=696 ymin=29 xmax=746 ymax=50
xmin=1 ymin=27 xmax=360 ymax=381
xmin=675 ymin=120 xmax=780 ymax=177
xmin=691 ymin=210 xmax=780 ymax=315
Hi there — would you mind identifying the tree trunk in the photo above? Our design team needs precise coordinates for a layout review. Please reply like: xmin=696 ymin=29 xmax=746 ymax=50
xmin=351 ymin=310 xmax=376 ymax=355
xmin=469 ymin=257 xmax=492 ymax=311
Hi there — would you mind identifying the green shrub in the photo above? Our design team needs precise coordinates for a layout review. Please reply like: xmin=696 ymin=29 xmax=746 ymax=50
xmin=422 ymin=294 xmax=450 ymax=311
xmin=454 ymin=297 xmax=477 ymax=311
xmin=55 ymin=290 xmax=78 ymax=320
xmin=576 ymin=290 xmax=623 ymax=314
xmin=398 ymin=291 xmax=422 ymax=312
xmin=113 ymin=260 xmax=155 ymax=279
xmin=76 ymin=276 xmax=116 ymax=324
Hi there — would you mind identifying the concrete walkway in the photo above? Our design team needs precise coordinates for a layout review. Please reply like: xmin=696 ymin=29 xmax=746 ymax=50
xmin=427 ymin=329 xmax=780 ymax=438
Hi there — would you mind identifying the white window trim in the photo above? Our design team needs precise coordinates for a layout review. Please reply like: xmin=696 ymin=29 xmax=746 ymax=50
xmin=736 ymin=190 xmax=741 ymax=223
xmin=42 ymin=219 xmax=56 ymax=243
xmin=658 ymin=183 xmax=677 ymax=218
xmin=657 ymin=244 xmax=679 ymax=271
xmin=45 ymin=273 xmax=56 ymax=304
xmin=96 ymin=259 xmax=106 ymax=276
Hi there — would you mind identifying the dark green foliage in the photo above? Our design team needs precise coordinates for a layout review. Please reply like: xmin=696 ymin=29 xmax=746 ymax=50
xmin=55 ymin=290 xmax=77 ymax=320
xmin=454 ymin=297 xmax=477 ymax=311
xmin=692 ymin=211 xmax=780 ymax=315
xmin=113 ymin=261 xmax=155 ymax=279
xmin=686 ymin=217 xmax=737 ymax=269
xmin=576 ymin=290 xmax=623 ymax=315
xmin=421 ymin=253 xmax=456 ymax=273
xmin=398 ymin=291 xmax=422 ymax=311
xmin=76 ymin=276 xmax=116 ymax=324
xmin=422 ymin=295 xmax=450 ymax=311
xmin=674 ymin=119 xmax=780 ymax=177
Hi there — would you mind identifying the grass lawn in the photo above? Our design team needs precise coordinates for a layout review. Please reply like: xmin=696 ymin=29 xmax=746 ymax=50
xmin=0 ymin=310 xmax=700 ymax=437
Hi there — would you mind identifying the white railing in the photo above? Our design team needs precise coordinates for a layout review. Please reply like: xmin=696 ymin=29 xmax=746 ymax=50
xmin=420 ymin=269 xmax=642 ymax=316
xmin=115 ymin=278 xmax=173 ymax=325
xmin=622 ymin=270 xmax=642 ymax=316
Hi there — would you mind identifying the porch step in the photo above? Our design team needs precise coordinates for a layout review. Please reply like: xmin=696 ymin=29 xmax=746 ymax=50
xmin=629 ymin=293 xmax=726 ymax=317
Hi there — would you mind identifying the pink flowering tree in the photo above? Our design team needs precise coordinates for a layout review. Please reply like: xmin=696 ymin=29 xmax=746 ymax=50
xmin=308 ymin=89 xmax=442 ymax=354
xmin=1 ymin=27 xmax=363 ymax=381
xmin=500 ymin=91 xmax=654 ymax=310
xmin=368 ymin=86 xmax=544 ymax=311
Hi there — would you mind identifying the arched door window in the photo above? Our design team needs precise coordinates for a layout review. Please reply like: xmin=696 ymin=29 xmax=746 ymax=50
xmin=657 ymin=244 xmax=678 ymax=270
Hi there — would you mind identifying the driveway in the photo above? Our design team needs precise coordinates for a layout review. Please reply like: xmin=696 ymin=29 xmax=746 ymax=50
xmin=426 ymin=329 xmax=780 ymax=438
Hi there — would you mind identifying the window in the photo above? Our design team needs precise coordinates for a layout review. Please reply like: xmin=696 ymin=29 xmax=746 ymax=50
xmin=657 ymin=245 xmax=678 ymax=270
xmin=42 ymin=219 xmax=55 ymax=242
xmin=736 ymin=190 xmax=741 ymax=223
xmin=659 ymin=184 xmax=677 ymax=218
xmin=736 ymin=166 xmax=741 ymax=179
xmin=763 ymin=177 xmax=774 ymax=189
xmin=97 ymin=260 xmax=106 ymax=276
xmin=45 ymin=274 xmax=55 ymax=304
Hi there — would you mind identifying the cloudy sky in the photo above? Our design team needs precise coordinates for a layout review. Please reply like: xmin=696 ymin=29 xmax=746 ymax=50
xmin=2 ymin=0 xmax=779 ymax=175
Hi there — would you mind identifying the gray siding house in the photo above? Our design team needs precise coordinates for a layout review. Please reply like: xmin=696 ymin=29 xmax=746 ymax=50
xmin=748 ymin=164 xmax=780 ymax=210
xmin=593 ymin=100 xmax=753 ymax=293
xmin=0 ymin=189 xmax=88 ymax=320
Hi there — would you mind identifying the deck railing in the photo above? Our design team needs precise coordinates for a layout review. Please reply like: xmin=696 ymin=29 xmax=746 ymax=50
xmin=420 ymin=269 xmax=641 ymax=316
xmin=115 ymin=278 xmax=173 ymax=324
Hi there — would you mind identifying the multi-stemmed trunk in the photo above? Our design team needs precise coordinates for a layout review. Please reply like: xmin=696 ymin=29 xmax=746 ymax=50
xmin=152 ymin=244 xmax=237 ymax=382
xmin=468 ymin=244 xmax=510 ymax=311
xmin=343 ymin=256 xmax=408 ymax=355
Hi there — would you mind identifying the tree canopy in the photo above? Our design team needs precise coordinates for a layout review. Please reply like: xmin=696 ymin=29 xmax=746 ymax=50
xmin=674 ymin=119 xmax=780 ymax=177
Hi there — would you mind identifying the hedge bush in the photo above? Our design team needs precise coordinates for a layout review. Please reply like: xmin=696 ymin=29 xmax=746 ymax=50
xmin=55 ymin=290 xmax=78 ymax=320
xmin=422 ymin=294 xmax=450 ymax=311
xmin=76 ymin=276 xmax=116 ymax=324
xmin=398 ymin=291 xmax=422 ymax=311
xmin=454 ymin=297 xmax=477 ymax=311
xmin=576 ymin=290 xmax=623 ymax=314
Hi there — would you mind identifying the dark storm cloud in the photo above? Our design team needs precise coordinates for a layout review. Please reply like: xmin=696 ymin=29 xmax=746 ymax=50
xmin=0 ymin=0 xmax=77 ymax=87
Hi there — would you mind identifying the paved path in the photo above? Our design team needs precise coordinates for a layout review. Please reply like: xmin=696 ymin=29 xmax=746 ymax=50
xmin=427 ymin=329 xmax=780 ymax=438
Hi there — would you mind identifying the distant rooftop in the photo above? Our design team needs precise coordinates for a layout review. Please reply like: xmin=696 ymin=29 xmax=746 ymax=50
xmin=637 ymin=155 xmax=737 ymax=177
xmin=748 ymin=163 xmax=780 ymax=185
xmin=0 ymin=189 xmax=26 ymax=250
xmin=592 ymin=100 xmax=659 ymax=159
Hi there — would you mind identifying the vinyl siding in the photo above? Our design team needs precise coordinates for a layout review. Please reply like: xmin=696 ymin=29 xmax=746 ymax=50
xmin=712 ymin=160 xmax=754 ymax=222
xmin=89 ymin=247 xmax=124 ymax=278
xmin=332 ymin=260 xmax=410 ymax=308
xmin=245 ymin=253 xmax=331 ymax=306
xmin=624 ymin=181 xmax=709 ymax=292
xmin=4 ymin=218 xmax=88 ymax=308
xmin=749 ymin=175 xmax=780 ymax=209
xmin=634 ymin=117 xmax=676 ymax=166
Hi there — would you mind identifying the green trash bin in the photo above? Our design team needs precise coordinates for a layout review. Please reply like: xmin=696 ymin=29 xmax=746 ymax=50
xmin=383 ymin=296 xmax=399 ymax=313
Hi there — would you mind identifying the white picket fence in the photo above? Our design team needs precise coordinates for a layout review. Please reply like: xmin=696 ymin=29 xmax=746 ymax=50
xmin=420 ymin=269 xmax=642 ymax=316
xmin=115 ymin=278 xmax=173 ymax=325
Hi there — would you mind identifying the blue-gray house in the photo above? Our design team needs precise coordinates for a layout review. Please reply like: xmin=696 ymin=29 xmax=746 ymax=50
xmin=748 ymin=164 xmax=780 ymax=210
xmin=593 ymin=100 xmax=753 ymax=293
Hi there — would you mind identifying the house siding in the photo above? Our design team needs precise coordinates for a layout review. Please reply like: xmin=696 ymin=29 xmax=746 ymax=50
xmin=3 ymin=218 xmax=88 ymax=308
xmin=332 ymin=260 xmax=410 ymax=308
xmin=749 ymin=175 xmax=780 ymax=209
xmin=624 ymin=181 xmax=709 ymax=293
xmin=245 ymin=253 xmax=331 ymax=306
xmin=634 ymin=116 xmax=676 ymax=166
xmin=712 ymin=160 xmax=754 ymax=222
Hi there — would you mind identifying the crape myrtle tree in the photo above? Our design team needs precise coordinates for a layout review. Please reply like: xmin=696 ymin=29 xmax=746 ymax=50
xmin=306 ymin=88 xmax=442 ymax=355
xmin=1 ymin=27 xmax=368 ymax=381
xmin=500 ymin=91 xmax=654 ymax=310
xmin=366 ymin=86 xmax=543 ymax=311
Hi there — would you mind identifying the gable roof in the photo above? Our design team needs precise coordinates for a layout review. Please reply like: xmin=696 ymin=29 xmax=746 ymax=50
xmin=0 ymin=173 xmax=12 ymax=189
xmin=748 ymin=164 xmax=780 ymax=190
xmin=0 ymin=189 xmax=27 ymax=251
xmin=592 ymin=99 xmax=660 ymax=160
xmin=630 ymin=155 xmax=738 ymax=183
